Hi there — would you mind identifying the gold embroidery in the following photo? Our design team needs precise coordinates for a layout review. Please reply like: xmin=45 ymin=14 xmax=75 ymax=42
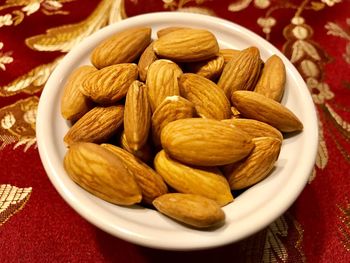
xmin=0 ymin=184 xmax=32 ymax=226
xmin=337 ymin=199 xmax=350 ymax=252
xmin=25 ymin=0 xmax=125 ymax=52
xmin=0 ymin=56 xmax=63 ymax=96
xmin=0 ymin=96 xmax=38 ymax=151
xmin=326 ymin=18 xmax=350 ymax=64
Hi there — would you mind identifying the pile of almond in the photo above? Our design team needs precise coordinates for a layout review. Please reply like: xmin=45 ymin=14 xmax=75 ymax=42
xmin=61 ymin=26 xmax=303 ymax=229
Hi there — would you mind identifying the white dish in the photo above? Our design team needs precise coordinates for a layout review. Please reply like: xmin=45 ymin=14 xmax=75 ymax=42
xmin=36 ymin=12 xmax=318 ymax=250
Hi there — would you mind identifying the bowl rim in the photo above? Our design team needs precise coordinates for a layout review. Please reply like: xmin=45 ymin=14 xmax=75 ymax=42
xmin=36 ymin=11 xmax=318 ymax=250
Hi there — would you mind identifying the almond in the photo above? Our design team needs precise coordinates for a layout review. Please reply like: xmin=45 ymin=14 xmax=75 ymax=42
xmin=161 ymin=118 xmax=254 ymax=166
xmin=101 ymin=144 xmax=167 ymax=205
xmin=64 ymin=105 xmax=124 ymax=145
xmin=91 ymin=27 xmax=151 ymax=69
xmin=222 ymin=118 xmax=283 ymax=141
xmin=179 ymin=73 xmax=231 ymax=120
xmin=154 ymin=150 xmax=233 ymax=206
xmin=64 ymin=142 xmax=141 ymax=205
xmin=156 ymin=27 xmax=190 ymax=38
xmin=153 ymin=193 xmax=225 ymax=228
xmin=231 ymin=91 xmax=303 ymax=132
xmin=217 ymin=47 xmax=261 ymax=99
xmin=138 ymin=42 xmax=157 ymax=82
xmin=224 ymin=137 xmax=281 ymax=190
xmin=120 ymin=131 xmax=154 ymax=164
xmin=124 ymin=80 xmax=151 ymax=151
xmin=81 ymin=63 xmax=138 ymax=104
xmin=254 ymin=55 xmax=286 ymax=102
xmin=61 ymin=65 xmax=96 ymax=122
xmin=146 ymin=59 xmax=182 ymax=112
xmin=151 ymin=95 xmax=195 ymax=147
xmin=185 ymin=55 xmax=224 ymax=80
xmin=153 ymin=28 xmax=219 ymax=62
xmin=219 ymin=49 xmax=241 ymax=64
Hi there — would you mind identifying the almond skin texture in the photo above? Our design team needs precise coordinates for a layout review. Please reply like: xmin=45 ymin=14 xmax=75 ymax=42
xmin=219 ymin=49 xmax=241 ymax=64
xmin=156 ymin=27 xmax=190 ymax=38
xmin=224 ymin=137 xmax=281 ymax=190
xmin=153 ymin=193 xmax=225 ymax=228
xmin=154 ymin=150 xmax=233 ymax=206
xmin=222 ymin=118 xmax=283 ymax=141
xmin=185 ymin=55 xmax=224 ymax=80
xmin=64 ymin=142 xmax=142 ymax=205
xmin=146 ymin=59 xmax=182 ymax=112
xmin=61 ymin=65 xmax=96 ymax=121
xmin=217 ymin=47 xmax=261 ymax=99
xmin=64 ymin=105 xmax=124 ymax=145
xmin=91 ymin=27 xmax=151 ymax=69
xmin=120 ymin=131 xmax=154 ymax=164
xmin=153 ymin=28 xmax=219 ymax=62
xmin=124 ymin=81 xmax=151 ymax=151
xmin=138 ymin=42 xmax=157 ymax=82
xmin=101 ymin=144 xmax=168 ymax=205
xmin=151 ymin=95 xmax=195 ymax=147
xmin=254 ymin=55 xmax=286 ymax=102
xmin=81 ymin=63 xmax=138 ymax=104
xmin=179 ymin=73 xmax=231 ymax=120
xmin=231 ymin=91 xmax=303 ymax=132
xmin=161 ymin=118 xmax=254 ymax=166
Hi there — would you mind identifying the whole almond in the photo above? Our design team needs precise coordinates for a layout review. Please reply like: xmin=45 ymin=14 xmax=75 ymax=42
xmin=64 ymin=142 xmax=141 ymax=205
xmin=146 ymin=59 xmax=182 ymax=112
xmin=138 ymin=42 xmax=157 ymax=82
xmin=231 ymin=91 xmax=303 ymax=132
xmin=222 ymin=118 xmax=283 ymax=141
xmin=179 ymin=73 xmax=231 ymax=120
xmin=101 ymin=144 xmax=168 ymax=205
xmin=154 ymin=150 xmax=233 ymax=206
xmin=151 ymin=95 xmax=195 ymax=147
xmin=81 ymin=63 xmax=138 ymax=104
xmin=185 ymin=55 xmax=224 ymax=80
xmin=91 ymin=27 xmax=151 ymax=69
xmin=219 ymin=49 xmax=241 ymax=64
xmin=61 ymin=65 xmax=96 ymax=121
xmin=254 ymin=55 xmax=286 ymax=102
xmin=153 ymin=28 xmax=219 ymax=62
xmin=161 ymin=118 xmax=254 ymax=166
xmin=124 ymin=81 xmax=151 ymax=151
xmin=224 ymin=137 xmax=281 ymax=190
xmin=156 ymin=27 xmax=189 ymax=38
xmin=153 ymin=193 xmax=225 ymax=228
xmin=218 ymin=47 xmax=261 ymax=99
xmin=120 ymin=131 xmax=154 ymax=164
xmin=64 ymin=105 xmax=124 ymax=145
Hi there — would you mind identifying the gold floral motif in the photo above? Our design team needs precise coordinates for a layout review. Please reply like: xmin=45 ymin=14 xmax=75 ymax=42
xmin=162 ymin=0 xmax=214 ymax=13
xmin=0 ymin=42 xmax=13 ymax=71
xmin=337 ymin=198 xmax=350 ymax=251
xmin=0 ymin=56 xmax=63 ymax=96
xmin=326 ymin=18 xmax=350 ymax=64
xmin=0 ymin=96 xmax=38 ymax=151
xmin=0 ymin=184 xmax=32 ymax=225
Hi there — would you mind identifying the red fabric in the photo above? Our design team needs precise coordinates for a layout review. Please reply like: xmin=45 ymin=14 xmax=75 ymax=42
xmin=1 ymin=0 xmax=350 ymax=262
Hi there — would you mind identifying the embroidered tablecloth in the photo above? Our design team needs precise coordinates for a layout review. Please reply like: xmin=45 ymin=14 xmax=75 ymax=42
xmin=1 ymin=0 xmax=350 ymax=262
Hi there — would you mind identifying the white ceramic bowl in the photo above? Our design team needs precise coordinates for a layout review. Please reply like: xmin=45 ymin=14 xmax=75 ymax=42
xmin=36 ymin=12 xmax=318 ymax=250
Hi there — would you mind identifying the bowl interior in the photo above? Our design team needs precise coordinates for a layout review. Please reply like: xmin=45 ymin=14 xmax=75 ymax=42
xmin=36 ymin=12 xmax=318 ymax=250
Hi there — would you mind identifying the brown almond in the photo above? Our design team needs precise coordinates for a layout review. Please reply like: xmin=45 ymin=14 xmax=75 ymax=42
xmin=151 ymin=95 xmax=195 ymax=147
xmin=91 ymin=27 xmax=151 ymax=69
xmin=153 ymin=193 xmax=225 ymax=228
xmin=61 ymin=65 xmax=96 ymax=121
xmin=138 ymin=42 xmax=157 ymax=82
xmin=153 ymin=28 xmax=219 ymax=62
xmin=254 ymin=55 xmax=286 ymax=102
xmin=154 ymin=150 xmax=233 ymax=206
xmin=161 ymin=118 xmax=254 ymax=166
xmin=124 ymin=80 xmax=151 ymax=151
xmin=157 ymin=27 xmax=190 ymax=38
xmin=185 ymin=55 xmax=224 ymax=80
xmin=219 ymin=49 xmax=241 ymax=64
xmin=101 ymin=144 xmax=168 ymax=205
xmin=217 ymin=47 xmax=261 ymax=99
xmin=64 ymin=105 xmax=124 ymax=145
xmin=224 ymin=137 xmax=281 ymax=190
xmin=179 ymin=73 xmax=231 ymax=120
xmin=64 ymin=142 xmax=141 ymax=205
xmin=120 ymin=131 xmax=154 ymax=164
xmin=231 ymin=91 xmax=303 ymax=132
xmin=146 ymin=59 xmax=182 ymax=112
xmin=81 ymin=63 xmax=138 ymax=104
